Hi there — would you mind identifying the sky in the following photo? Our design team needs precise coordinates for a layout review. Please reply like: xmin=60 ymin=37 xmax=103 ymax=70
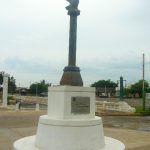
xmin=0 ymin=0 xmax=150 ymax=87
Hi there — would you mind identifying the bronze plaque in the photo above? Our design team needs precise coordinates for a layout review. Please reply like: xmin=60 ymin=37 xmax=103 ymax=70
xmin=71 ymin=97 xmax=90 ymax=114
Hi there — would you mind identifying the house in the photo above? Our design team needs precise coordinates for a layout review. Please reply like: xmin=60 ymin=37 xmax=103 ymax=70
xmin=96 ymin=87 xmax=116 ymax=97
xmin=16 ymin=87 xmax=28 ymax=95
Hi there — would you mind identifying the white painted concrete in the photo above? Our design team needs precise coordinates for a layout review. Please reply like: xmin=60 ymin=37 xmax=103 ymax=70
xmin=14 ymin=86 xmax=125 ymax=150
xmin=2 ymin=74 xmax=9 ymax=107
xmin=15 ymin=103 xmax=20 ymax=111
xmin=117 ymin=102 xmax=136 ymax=112
xmin=36 ymin=103 xmax=40 ymax=111
xmin=35 ymin=116 xmax=105 ymax=150
xmin=48 ymin=86 xmax=95 ymax=119
xmin=96 ymin=101 xmax=136 ymax=113
xmin=13 ymin=136 xmax=125 ymax=150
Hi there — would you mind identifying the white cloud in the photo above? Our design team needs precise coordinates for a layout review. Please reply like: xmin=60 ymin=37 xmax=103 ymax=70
xmin=0 ymin=0 xmax=150 ymax=87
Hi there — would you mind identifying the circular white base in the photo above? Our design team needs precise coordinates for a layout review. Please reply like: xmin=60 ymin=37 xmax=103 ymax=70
xmin=35 ymin=116 xmax=105 ymax=149
xmin=14 ymin=116 xmax=125 ymax=150
xmin=13 ymin=136 xmax=125 ymax=150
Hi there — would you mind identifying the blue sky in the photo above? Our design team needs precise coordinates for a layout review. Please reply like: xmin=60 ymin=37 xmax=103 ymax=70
xmin=0 ymin=0 xmax=150 ymax=87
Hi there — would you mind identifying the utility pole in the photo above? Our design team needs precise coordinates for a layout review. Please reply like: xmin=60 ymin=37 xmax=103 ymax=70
xmin=142 ymin=53 xmax=146 ymax=111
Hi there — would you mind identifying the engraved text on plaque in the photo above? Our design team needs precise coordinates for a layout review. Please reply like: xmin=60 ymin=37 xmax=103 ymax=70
xmin=71 ymin=97 xmax=90 ymax=114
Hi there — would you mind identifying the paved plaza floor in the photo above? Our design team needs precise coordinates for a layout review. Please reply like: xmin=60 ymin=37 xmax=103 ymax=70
xmin=0 ymin=110 xmax=150 ymax=150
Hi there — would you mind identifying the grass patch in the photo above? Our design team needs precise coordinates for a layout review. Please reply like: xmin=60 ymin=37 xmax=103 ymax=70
xmin=135 ymin=106 xmax=150 ymax=115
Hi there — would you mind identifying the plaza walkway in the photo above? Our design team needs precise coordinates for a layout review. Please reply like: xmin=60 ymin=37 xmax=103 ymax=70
xmin=0 ymin=110 xmax=150 ymax=150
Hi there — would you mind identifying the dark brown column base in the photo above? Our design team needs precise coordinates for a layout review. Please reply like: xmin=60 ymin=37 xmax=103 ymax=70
xmin=60 ymin=66 xmax=83 ymax=86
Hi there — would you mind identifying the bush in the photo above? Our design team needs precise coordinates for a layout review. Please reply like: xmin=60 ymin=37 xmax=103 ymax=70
xmin=8 ymin=95 xmax=15 ymax=100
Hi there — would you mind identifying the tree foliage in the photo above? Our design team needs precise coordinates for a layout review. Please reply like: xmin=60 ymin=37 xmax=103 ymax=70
xmin=91 ymin=79 xmax=118 ymax=88
xmin=0 ymin=74 xmax=3 ymax=85
xmin=8 ymin=76 xmax=16 ymax=94
xmin=129 ymin=80 xmax=149 ymax=97
xmin=29 ymin=80 xmax=51 ymax=95
xmin=0 ymin=73 xmax=16 ymax=94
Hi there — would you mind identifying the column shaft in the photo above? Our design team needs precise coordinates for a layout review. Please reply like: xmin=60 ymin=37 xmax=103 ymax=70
xmin=68 ymin=15 xmax=77 ymax=66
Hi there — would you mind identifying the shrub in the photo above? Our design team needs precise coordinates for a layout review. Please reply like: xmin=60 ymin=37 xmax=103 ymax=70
xmin=135 ymin=106 xmax=150 ymax=115
xmin=8 ymin=95 xmax=15 ymax=100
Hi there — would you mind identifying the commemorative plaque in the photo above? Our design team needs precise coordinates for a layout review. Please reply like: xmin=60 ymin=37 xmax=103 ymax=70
xmin=71 ymin=97 xmax=90 ymax=114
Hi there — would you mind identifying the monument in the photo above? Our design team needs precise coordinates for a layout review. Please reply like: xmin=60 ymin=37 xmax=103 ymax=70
xmin=13 ymin=1 xmax=125 ymax=150
xmin=60 ymin=0 xmax=83 ymax=86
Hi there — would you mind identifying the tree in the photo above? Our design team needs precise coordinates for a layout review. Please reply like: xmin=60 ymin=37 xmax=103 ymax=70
xmin=0 ymin=72 xmax=16 ymax=94
xmin=29 ymin=80 xmax=51 ymax=95
xmin=0 ymin=73 xmax=3 ymax=85
xmin=8 ymin=76 xmax=16 ymax=94
xmin=91 ymin=79 xmax=118 ymax=88
xmin=91 ymin=79 xmax=118 ymax=97
xmin=147 ymin=87 xmax=150 ymax=93
xmin=130 ymin=80 xmax=149 ymax=98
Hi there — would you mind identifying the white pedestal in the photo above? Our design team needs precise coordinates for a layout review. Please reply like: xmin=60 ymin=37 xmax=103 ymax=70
xmin=14 ymin=119 xmax=124 ymax=150
xmin=13 ymin=86 xmax=125 ymax=150
xmin=15 ymin=103 xmax=20 ymax=111
xmin=36 ymin=103 xmax=40 ymax=111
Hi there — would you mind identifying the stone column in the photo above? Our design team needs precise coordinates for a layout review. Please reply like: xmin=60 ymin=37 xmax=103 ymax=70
xmin=60 ymin=0 xmax=83 ymax=86
xmin=2 ymin=74 xmax=9 ymax=107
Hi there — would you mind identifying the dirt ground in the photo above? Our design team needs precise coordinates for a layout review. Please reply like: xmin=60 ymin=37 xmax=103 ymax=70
xmin=0 ymin=109 xmax=150 ymax=150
